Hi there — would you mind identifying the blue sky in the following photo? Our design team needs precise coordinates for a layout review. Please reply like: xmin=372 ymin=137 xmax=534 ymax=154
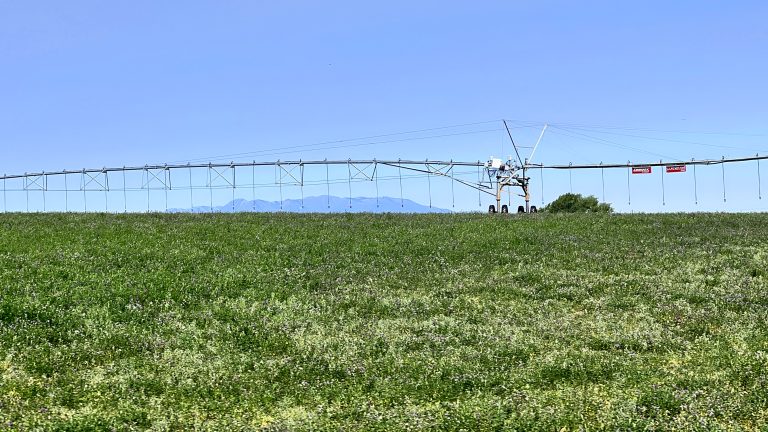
xmin=1 ymin=1 xmax=766 ymax=212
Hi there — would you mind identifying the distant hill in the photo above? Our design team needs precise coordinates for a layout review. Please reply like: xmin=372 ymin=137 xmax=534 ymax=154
xmin=168 ymin=196 xmax=451 ymax=213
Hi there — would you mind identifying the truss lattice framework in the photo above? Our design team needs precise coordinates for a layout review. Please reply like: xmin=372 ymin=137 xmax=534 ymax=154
xmin=2 ymin=159 xmax=485 ymax=181
xmin=532 ymin=154 xmax=768 ymax=170
xmin=0 ymin=160 xmax=496 ymax=212
xmin=4 ymin=154 xmax=766 ymax=182
xmin=2 ymin=155 xmax=766 ymax=212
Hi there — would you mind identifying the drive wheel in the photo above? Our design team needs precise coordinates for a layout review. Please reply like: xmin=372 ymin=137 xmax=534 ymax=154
xmin=517 ymin=205 xmax=525 ymax=213
xmin=488 ymin=205 xmax=496 ymax=213
xmin=501 ymin=205 xmax=509 ymax=213
xmin=530 ymin=206 xmax=538 ymax=213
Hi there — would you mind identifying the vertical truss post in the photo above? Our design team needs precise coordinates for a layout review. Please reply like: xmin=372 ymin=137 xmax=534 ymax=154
xmin=64 ymin=172 xmax=69 ymax=212
xmin=450 ymin=160 xmax=455 ymax=208
xmin=208 ymin=163 xmax=213 ymax=212
xmin=399 ymin=159 xmax=404 ymax=208
xmin=145 ymin=167 xmax=150 ymax=213
xmin=208 ymin=162 xmax=213 ymax=213
xmin=188 ymin=164 xmax=193 ymax=210
xmin=626 ymin=162 xmax=631 ymax=206
xmin=660 ymin=160 xmax=665 ymax=206
xmin=347 ymin=160 xmax=352 ymax=209
xmin=104 ymin=170 xmax=109 ymax=212
xmin=758 ymin=154 xmax=762 ymax=200
xmin=569 ymin=162 xmax=573 ymax=193
xmin=477 ymin=160 xmax=481 ymax=207
xmin=325 ymin=160 xmax=330 ymax=209
xmin=374 ymin=159 xmax=379 ymax=208
xmin=122 ymin=167 xmax=127 ymax=213
xmin=540 ymin=165 xmax=544 ymax=206
xmin=25 ymin=173 xmax=29 ymax=212
xmin=523 ymin=162 xmax=529 ymax=213
xmin=600 ymin=162 xmax=605 ymax=203
xmin=43 ymin=173 xmax=47 ymax=212
xmin=496 ymin=172 xmax=504 ymax=211
xmin=82 ymin=170 xmax=88 ymax=212
xmin=165 ymin=165 xmax=170 ymax=213
xmin=693 ymin=159 xmax=698 ymax=205
xmin=277 ymin=161 xmax=283 ymax=211
xmin=2 ymin=174 xmax=5 ymax=213
xmin=252 ymin=161 xmax=256 ymax=211
xmin=300 ymin=160 xmax=304 ymax=210
xmin=426 ymin=159 xmax=432 ymax=209
xmin=232 ymin=163 xmax=236 ymax=212
xmin=721 ymin=156 xmax=727 ymax=203
xmin=42 ymin=173 xmax=47 ymax=212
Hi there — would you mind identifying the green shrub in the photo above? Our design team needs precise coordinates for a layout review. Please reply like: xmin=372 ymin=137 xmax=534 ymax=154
xmin=543 ymin=193 xmax=613 ymax=213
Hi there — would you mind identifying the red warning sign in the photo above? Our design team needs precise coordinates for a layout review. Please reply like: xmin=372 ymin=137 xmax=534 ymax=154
xmin=666 ymin=165 xmax=687 ymax=173
xmin=631 ymin=166 xmax=652 ymax=174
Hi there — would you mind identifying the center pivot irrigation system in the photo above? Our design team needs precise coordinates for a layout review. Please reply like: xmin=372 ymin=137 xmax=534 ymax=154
xmin=1 ymin=120 xmax=767 ymax=213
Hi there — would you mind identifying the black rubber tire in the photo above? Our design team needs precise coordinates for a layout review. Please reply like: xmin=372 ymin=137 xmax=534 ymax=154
xmin=501 ymin=205 xmax=509 ymax=213
xmin=530 ymin=206 xmax=538 ymax=213
xmin=517 ymin=205 xmax=525 ymax=213
xmin=488 ymin=205 xmax=496 ymax=214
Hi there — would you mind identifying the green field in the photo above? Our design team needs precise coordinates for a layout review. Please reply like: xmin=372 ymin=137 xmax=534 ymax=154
xmin=1 ymin=213 xmax=767 ymax=430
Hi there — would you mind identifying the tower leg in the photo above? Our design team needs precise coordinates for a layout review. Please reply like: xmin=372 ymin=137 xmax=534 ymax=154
xmin=496 ymin=183 xmax=502 ymax=212
xmin=523 ymin=169 xmax=530 ymax=213
xmin=525 ymin=186 xmax=530 ymax=213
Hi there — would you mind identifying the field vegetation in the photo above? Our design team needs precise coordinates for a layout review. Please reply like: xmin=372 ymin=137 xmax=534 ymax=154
xmin=1 ymin=212 xmax=767 ymax=430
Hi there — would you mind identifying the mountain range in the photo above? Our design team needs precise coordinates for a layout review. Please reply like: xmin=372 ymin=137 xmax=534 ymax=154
xmin=167 ymin=196 xmax=451 ymax=213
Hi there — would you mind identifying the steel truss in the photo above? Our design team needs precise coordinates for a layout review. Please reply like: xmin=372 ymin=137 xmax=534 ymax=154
xmin=529 ymin=154 xmax=768 ymax=170
xmin=0 ymin=159 xmax=484 ymax=181
xmin=2 ymin=154 xmax=766 ymax=212
xmin=527 ymin=154 xmax=768 ymax=207
xmin=0 ymin=159 xmax=496 ymax=212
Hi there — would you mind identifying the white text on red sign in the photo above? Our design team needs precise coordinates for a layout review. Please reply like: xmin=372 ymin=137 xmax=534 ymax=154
xmin=631 ymin=166 xmax=652 ymax=174
xmin=666 ymin=165 xmax=687 ymax=173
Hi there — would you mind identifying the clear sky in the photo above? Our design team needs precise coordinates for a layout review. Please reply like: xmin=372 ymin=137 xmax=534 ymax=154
xmin=1 ymin=1 xmax=767 ymax=212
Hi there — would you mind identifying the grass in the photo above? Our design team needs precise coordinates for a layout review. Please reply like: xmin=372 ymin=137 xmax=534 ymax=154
xmin=1 ymin=212 xmax=767 ymax=430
